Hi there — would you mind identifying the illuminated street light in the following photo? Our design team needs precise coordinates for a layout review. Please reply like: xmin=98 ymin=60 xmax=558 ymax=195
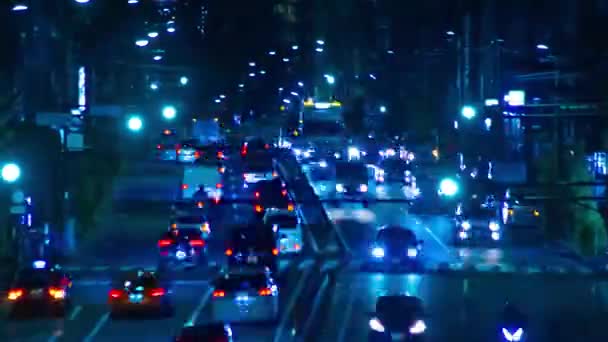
xmin=126 ymin=116 xmax=143 ymax=132
xmin=214 ymin=99 xmax=221 ymax=103
xmin=316 ymin=40 xmax=325 ymax=45
xmin=446 ymin=31 xmax=455 ymax=36
xmin=259 ymin=70 xmax=266 ymax=75
xmin=387 ymin=50 xmax=395 ymax=54
xmin=282 ymin=58 xmax=290 ymax=62
xmin=291 ymin=45 xmax=299 ymax=50
xmin=167 ymin=27 xmax=176 ymax=33
xmin=180 ymin=76 xmax=189 ymax=85
xmin=149 ymin=82 xmax=159 ymax=90
xmin=147 ymin=32 xmax=159 ymax=38
xmin=128 ymin=0 xmax=139 ymax=4
xmin=438 ymin=178 xmax=459 ymax=197
xmin=75 ymin=0 xmax=90 ymax=3
xmin=219 ymin=94 xmax=226 ymax=99
xmin=12 ymin=4 xmax=28 ymax=11
xmin=297 ymin=82 xmax=304 ymax=87
xmin=268 ymin=51 xmax=276 ymax=55
xmin=379 ymin=106 xmax=387 ymax=113
xmin=162 ymin=106 xmax=177 ymax=120
xmin=536 ymin=44 xmax=549 ymax=50
xmin=324 ymin=74 xmax=335 ymax=85
xmin=249 ymin=62 xmax=256 ymax=67
xmin=238 ymin=84 xmax=244 ymax=88
xmin=135 ymin=39 xmax=149 ymax=47
xmin=461 ymin=105 xmax=476 ymax=120
xmin=1 ymin=163 xmax=21 ymax=183
xmin=315 ymin=47 xmax=324 ymax=52
xmin=248 ymin=73 xmax=255 ymax=77
xmin=153 ymin=55 xmax=163 ymax=61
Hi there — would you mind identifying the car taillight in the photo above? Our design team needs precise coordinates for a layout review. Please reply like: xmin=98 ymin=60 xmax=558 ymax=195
xmin=281 ymin=189 xmax=287 ymax=196
xmin=182 ymin=184 xmax=189 ymax=190
xmin=197 ymin=201 xmax=204 ymax=208
xmin=218 ymin=166 xmax=226 ymax=173
xmin=213 ymin=290 xmax=225 ymax=297
xmin=287 ymin=203 xmax=294 ymax=211
xmin=255 ymin=191 xmax=260 ymax=198
xmin=194 ymin=151 xmax=201 ymax=158
xmin=255 ymin=205 xmax=263 ymax=213
xmin=171 ymin=223 xmax=177 ymax=229
xmin=272 ymin=248 xmax=279 ymax=256
xmin=216 ymin=183 xmax=223 ymax=189
xmin=177 ymin=149 xmax=182 ymax=154
xmin=201 ymin=222 xmax=211 ymax=233
xmin=149 ymin=288 xmax=165 ymax=297
xmin=258 ymin=288 xmax=272 ymax=296
xmin=109 ymin=289 xmax=124 ymax=299
xmin=49 ymin=287 xmax=66 ymax=299
xmin=264 ymin=144 xmax=270 ymax=149
xmin=189 ymin=239 xmax=205 ymax=247
xmin=225 ymin=249 xmax=233 ymax=256
xmin=217 ymin=151 xmax=224 ymax=159
xmin=294 ymin=243 xmax=301 ymax=250
xmin=241 ymin=148 xmax=247 ymax=156
xmin=272 ymin=171 xmax=278 ymax=177
xmin=158 ymin=239 xmax=173 ymax=247
xmin=7 ymin=288 xmax=23 ymax=301
xmin=156 ymin=144 xmax=162 ymax=149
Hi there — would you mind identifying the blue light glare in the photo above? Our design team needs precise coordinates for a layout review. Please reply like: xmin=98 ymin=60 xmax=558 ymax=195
xmin=33 ymin=260 xmax=46 ymax=269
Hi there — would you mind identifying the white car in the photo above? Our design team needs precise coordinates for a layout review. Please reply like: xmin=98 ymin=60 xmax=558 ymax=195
xmin=169 ymin=215 xmax=211 ymax=239
xmin=263 ymin=209 xmax=303 ymax=254
xmin=210 ymin=271 xmax=279 ymax=323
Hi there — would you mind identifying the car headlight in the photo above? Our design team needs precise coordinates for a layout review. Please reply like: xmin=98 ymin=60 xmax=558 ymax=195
xmin=407 ymin=248 xmax=418 ymax=258
xmin=319 ymin=160 xmax=328 ymax=168
xmin=336 ymin=183 xmax=345 ymax=192
xmin=458 ymin=231 xmax=468 ymax=240
xmin=409 ymin=320 xmax=426 ymax=334
xmin=334 ymin=152 xmax=341 ymax=159
xmin=502 ymin=327 xmax=523 ymax=341
xmin=303 ymin=151 xmax=312 ymax=158
xmin=489 ymin=221 xmax=500 ymax=231
xmin=491 ymin=232 xmax=501 ymax=241
xmin=369 ymin=317 xmax=385 ymax=332
xmin=293 ymin=148 xmax=302 ymax=156
xmin=461 ymin=221 xmax=471 ymax=230
xmin=371 ymin=247 xmax=385 ymax=258
xmin=359 ymin=184 xmax=368 ymax=192
xmin=176 ymin=250 xmax=187 ymax=260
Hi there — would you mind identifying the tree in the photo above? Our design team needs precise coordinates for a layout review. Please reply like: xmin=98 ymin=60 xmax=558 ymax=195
xmin=535 ymin=142 xmax=607 ymax=255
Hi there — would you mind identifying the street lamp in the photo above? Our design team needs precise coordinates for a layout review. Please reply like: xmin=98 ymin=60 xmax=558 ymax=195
xmin=147 ymin=32 xmax=159 ymax=38
xmin=438 ymin=178 xmax=459 ymax=197
xmin=461 ymin=105 xmax=476 ymax=120
xmin=180 ymin=76 xmax=189 ymax=86
xmin=150 ymin=82 xmax=159 ymax=90
xmin=324 ymin=74 xmax=335 ymax=85
xmin=135 ymin=39 xmax=149 ymax=47
xmin=126 ymin=116 xmax=143 ymax=132
xmin=12 ymin=4 xmax=28 ymax=11
xmin=153 ymin=55 xmax=163 ymax=61
xmin=379 ymin=106 xmax=387 ymax=113
xmin=536 ymin=44 xmax=549 ymax=50
xmin=316 ymin=40 xmax=325 ymax=45
xmin=75 ymin=0 xmax=91 ymax=3
xmin=1 ymin=163 xmax=21 ymax=183
xmin=162 ymin=106 xmax=177 ymax=120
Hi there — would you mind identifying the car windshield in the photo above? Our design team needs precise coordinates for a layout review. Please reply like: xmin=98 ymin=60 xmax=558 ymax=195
xmin=267 ymin=214 xmax=298 ymax=227
xmin=14 ymin=270 xmax=52 ymax=288
xmin=215 ymin=274 xmax=267 ymax=291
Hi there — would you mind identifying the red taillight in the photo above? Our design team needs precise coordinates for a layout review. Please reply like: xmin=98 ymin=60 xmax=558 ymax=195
xmin=7 ymin=288 xmax=24 ymax=301
xmin=194 ymin=151 xmax=201 ymax=158
xmin=255 ymin=191 xmax=260 ymax=198
xmin=150 ymin=288 xmax=165 ymax=297
xmin=177 ymin=149 xmax=182 ymax=154
xmin=156 ymin=144 xmax=162 ymax=149
xmin=264 ymin=144 xmax=270 ymax=149
xmin=216 ymin=183 xmax=223 ymax=189
xmin=217 ymin=151 xmax=224 ymax=159
xmin=182 ymin=184 xmax=189 ymax=190
xmin=225 ymin=249 xmax=233 ymax=256
xmin=158 ymin=239 xmax=173 ymax=247
xmin=272 ymin=248 xmax=279 ymax=256
xmin=109 ymin=289 xmax=123 ymax=299
xmin=49 ymin=287 xmax=66 ymax=299
xmin=189 ymin=239 xmax=205 ymax=247
xmin=255 ymin=205 xmax=263 ymax=213
xmin=287 ymin=203 xmax=294 ymax=211
xmin=197 ymin=201 xmax=204 ymax=208
xmin=241 ymin=148 xmax=247 ymax=156
xmin=258 ymin=288 xmax=272 ymax=296
xmin=213 ymin=290 xmax=225 ymax=297
xmin=281 ymin=189 xmax=287 ymax=196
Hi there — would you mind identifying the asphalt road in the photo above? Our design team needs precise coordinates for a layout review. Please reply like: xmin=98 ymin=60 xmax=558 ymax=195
xmin=0 ymin=157 xmax=316 ymax=341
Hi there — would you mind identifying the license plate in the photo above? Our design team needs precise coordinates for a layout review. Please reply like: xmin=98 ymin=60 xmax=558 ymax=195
xmin=30 ymin=289 xmax=43 ymax=297
xmin=129 ymin=294 xmax=143 ymax=303
xmin=247 ymin=256 xmax=258 ymax=264
xmin=392 ymin=258 xmax=401 ymax=264
xmin=391 ymin=332 xmax=406 ymax=340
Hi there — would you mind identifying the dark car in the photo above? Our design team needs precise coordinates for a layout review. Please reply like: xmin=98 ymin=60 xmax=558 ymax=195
xmin=158 ymin=228 xmax=207 ymax=267
xmin=369 ymin=295 xmax=427 ymax=341
xmin=241 ymin=137 xmax=270 ymax=157
xmin=253 ymin=178 xmax=288 ymax=200
xmin=174 ymin=323 xmax=233 ymax=341
xmin=108 ymin=270 xmax=174 ymax=318
xmin=368 ymin=226 xmax=423 ymax=270
xmin=6 ymin=261 xmax=72 ymax=317
xmin=455 ymin=199 xmax=502 ymax=244
xmin=225 ymin=225 xmax=278 ymax=273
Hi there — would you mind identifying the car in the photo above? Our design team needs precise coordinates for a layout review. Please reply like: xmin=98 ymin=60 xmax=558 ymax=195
xmin=169 ymin=214 xmax=211 ymax=239
xmin=263 ymin=209 xmax=303 ymax=254
xmin=368 ymin=295 xmax=427 ymax=341
xmin=174 ymin=323 xmax=233 ymax=341
xmin=368 ymin=226 xmax=423 ymax=270
xmin=6 ymin=260 xmax=72 ymax=318
xmin=254 ymin=191 xmax=294 ymax=217
xmin=177 ymin=139 xmax=202 ymax=163
xmin=225 ymin=224 xmax=279 ymax=273
xmin=454 ymin=199 xmax=502 ymax=244
xmin=210 ymin=271 xmax=279 ymax=323
xmin=242 ymin=154 xmax=277 ymax=185
xmin=108 ymin=270 xmax=173 ymax=318
xmin=170 ymin=200 xmax=206 ymax=217
xmin=253 ymin=178 xmax=288 ymax=200
xmin=181 ymin=164 xmax=223 ymax=201
xmin=156 ymin=129 xmax=178 ymax=161
xmin=158 ymin=228 xmax=207 ymax=267
xmin=240 ymin=136 xmax=270 ymax=157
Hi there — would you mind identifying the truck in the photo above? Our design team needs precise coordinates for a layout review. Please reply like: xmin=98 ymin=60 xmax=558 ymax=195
xmin=181 ymin=164 xmax=222 ymax=201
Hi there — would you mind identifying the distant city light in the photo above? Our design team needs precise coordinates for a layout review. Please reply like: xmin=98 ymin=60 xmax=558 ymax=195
xmin=75 ymin=0 xmax=91 ymax=4
xmin=214 ymin=99 xmax=221 ymax=103
xmin=167 ymin=27 xmax=176 ymax=33
xmin=135 ymin=39 xmax=149 ymax=47
xmin=316 ymin=40 xmax=325 ymax=45
xmin=238 ymin=84 xmax=244 ymax=88
xmin=268 ymin=51 xmax=276 ymax=55
xmin=259 ymin=70 xmax=266 ymax=75
xmin=153 ymin=55 xmax=163 ymax=61
xmin=484 ymin=98 xmax=499 ymax=106
xmin=150 ymin=82 xmax=159 ymax=90
xmin=291 ymin=45 xmax=299 ymax=50
xmin=283 ymin=99 xmax=291 ymax=104
xmin=12 ymin=4 xmax=28 ymax=11
xmin=446 ymin=31 xmax=455 ymax=36
xmin=249 ymin=73 xmax=255 ymax=77
xmin=387 ymin=50 xmax=395 ymax=54
xmin=379 ymin=106 xmax=387 ymax=113
xmin=180 ymin=76 xmax=188 ymax=85
xmin=147 ymin=32 xmax=159 ymax=38
xmin=324 ymin=74 xmax=335 ymax=85
xmin=162 ymin=106 xmax=177 ymax=120
xmin=126 ymin=116 xmax=143 ymax=132
xmin=1 ymin=163 xmax=21 ymax=183
xmin=315 ymin=47 xmax=324 ymax=52
xmin=297 ymin=82 xmax=304 ymax=87
xmin=536 ymin=44 xmax=549 ymax=50
xmin=219 ymin=94 xmax=226 ymax=99
xmin=369 ymin=74 xmax=376 ymax=80
xmin=461 ymin=105 xmax=476 ymax=119
xmin=249 ymin=62 xmax=256 ymax=67
xmin=128 ymin=0 xmax=139 ymax=4
xmin=282 ymin=58 xmax=290 ymax=62
xmin=290 ymin=92 xmax=299 ymax=96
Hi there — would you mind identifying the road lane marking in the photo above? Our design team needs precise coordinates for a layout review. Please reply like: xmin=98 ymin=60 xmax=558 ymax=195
xmin=83 ymin=312 xmax=110 ymax=342
xmin=185 ymin=287 xmax=213 ymax=326
xmin=424 ymin=225 xmax=450 ymax=253
xmin=273 ymin=266 xmax=314 ymax=342
xmin=68 ymin=305 xmax=82 ymax=320
xmin=337 ymin=288 xmax=357 ymax=342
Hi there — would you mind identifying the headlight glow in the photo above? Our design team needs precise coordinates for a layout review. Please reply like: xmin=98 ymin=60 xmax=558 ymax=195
xmin=491 ymin=232 xmax=500 ymax=240
xmin=489 ymin=221 xmax=500 ymax=231
xmin=359 ymin=184 xmax=368 ymax=192
xmin=407 ymin=248 xmax=418 ymax=257
xmin=502 ymin=327 xmax=524 ymax=341
xmin=176 ymin=250 xmax=187 ymax=259
xmin=319 ymin=160 xmax=328 ymax=168
xmin=369 ymin=317 xmax=385 ymax=332
xmin=461 ymin=221 xmax=471 ymax=230
xmin=371 ymin=247 xmax=385 ymax=258
xmin=409 ymin=320 xmax=426 ymax=334
xmin=293 ymin=148 xmax=302 ymax=156
xmin=336 ymin=183 xmax=345 ymax=192
xmin=458 ymin=231 xmax=468 ymax=240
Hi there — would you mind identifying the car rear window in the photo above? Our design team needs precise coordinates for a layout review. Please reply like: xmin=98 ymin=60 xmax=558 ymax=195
xmin=215 ymin=274 xmax=267 ymax=291
xmin=267 ymin=215 xmax=298 ymax=228
xmin=231 ymin=227 xmax=275 ymax=249
xmin=176 ymin=216 xmax=205 ymax=224
xmin=14 ymin=270 xmax=51 ymax=288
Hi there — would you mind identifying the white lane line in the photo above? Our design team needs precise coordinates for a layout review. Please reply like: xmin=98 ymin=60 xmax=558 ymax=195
xmin=184 ymin=287 xmax=213 ymax=326
xmin=68 ymin=305 xmax=83 ymax=320
xmin=424 ymin=225 xmax=450 ymax=253
xmin=336 ymin=288 xmax=357 ymax=342
xmin=83 ymin=312 xmax=110 ymax=342
xmin=273 ymin=266 xmax=314 ymax=342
